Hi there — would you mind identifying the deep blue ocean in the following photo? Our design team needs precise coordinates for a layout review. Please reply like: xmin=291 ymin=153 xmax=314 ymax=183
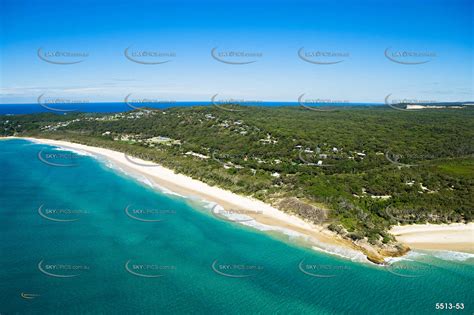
xmin=0 ymin=139 xmax=473 ymax=314
xmin=0 ymin=102 xmax=381 ymax=115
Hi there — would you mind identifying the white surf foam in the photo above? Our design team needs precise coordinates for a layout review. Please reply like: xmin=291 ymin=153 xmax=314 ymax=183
xmin=205 ymin=201 xmax=309 ymax=238
xmin=385 ymin=251 xmax=427 ymax=264
xmin=134 ymin=175 xmax=186 ymax=198
xmin=52 ymin=146 xmax=93 ymax=157
xmin=430 ymin=250 xmax=474 ymax=262
xmin=204 ymin=201 xmax=373 ymax=263
xmin=153 ymin=183 xmax=185 ymax=197
xmin=78 ymin=151 xmax=185 ymax=199
xmin=241 ymin=219 xmax=305 ymax=237
xmin=311 ymin=244 xmax=369 ymax=264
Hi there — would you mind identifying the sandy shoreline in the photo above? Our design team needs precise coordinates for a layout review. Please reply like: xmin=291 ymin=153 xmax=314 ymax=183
xmin=9 ymin=137 xmax=357 ymax=257
xmin=4 ymin=137 xmax=474 ymax=260
xmin=390 ymin=223 xmax=474 ymax=253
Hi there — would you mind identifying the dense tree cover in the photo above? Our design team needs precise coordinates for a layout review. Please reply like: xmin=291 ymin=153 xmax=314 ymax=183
xmin=2 ymin=105 xmax=473 ymax=245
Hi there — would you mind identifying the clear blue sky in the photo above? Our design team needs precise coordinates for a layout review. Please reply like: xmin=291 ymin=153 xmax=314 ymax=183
xmin=0 ymin=0 xmax=472 ymax=104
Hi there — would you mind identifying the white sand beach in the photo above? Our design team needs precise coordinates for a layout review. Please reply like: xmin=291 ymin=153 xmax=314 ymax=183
xmin=5 ymin=137 xmax=474 ymax=259
xmin=390 ymin=223 xmax=474 ymax=253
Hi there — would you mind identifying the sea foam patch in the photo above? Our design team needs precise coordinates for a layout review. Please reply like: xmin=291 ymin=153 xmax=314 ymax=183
xmin=52 ymin=146 xmax=93 ymax=157
xmin=430 ymin=250 xmax=474 ymax=262
xmin=385 ymin=251 xmax=427 ymax=264
xmin=311 ymin=244 xmax=369 ymax=264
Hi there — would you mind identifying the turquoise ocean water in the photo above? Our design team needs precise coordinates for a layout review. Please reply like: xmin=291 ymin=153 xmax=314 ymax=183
xmin=0 ymin=139 xmax=473 ymax=315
